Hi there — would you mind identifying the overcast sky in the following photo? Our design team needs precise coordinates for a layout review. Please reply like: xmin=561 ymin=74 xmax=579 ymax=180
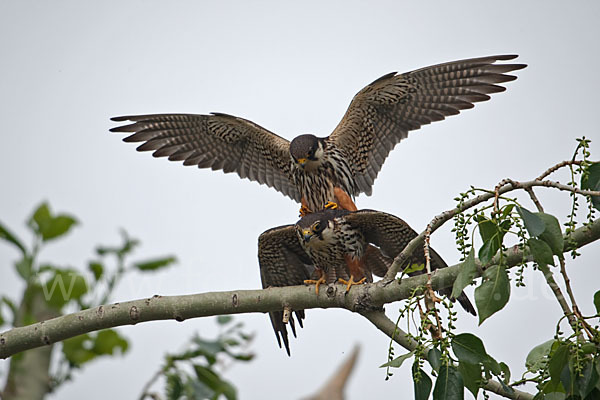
xmin=1 ymin=1 xmax=600 ymax=399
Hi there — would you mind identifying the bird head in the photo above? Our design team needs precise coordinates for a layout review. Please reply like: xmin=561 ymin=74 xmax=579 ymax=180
xmin=289 ymin=134 xmax=325 ymax=170
xmin=295 ymin=209 xmax=349 ymax=247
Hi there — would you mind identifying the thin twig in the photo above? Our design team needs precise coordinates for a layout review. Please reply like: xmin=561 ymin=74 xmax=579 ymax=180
xmin=2 ymin=218 xmax=600 ymax=360
xmin=361 ymin=311 xmax=535 ymax=400
xmin=525 ymin=187 xmax=544 ymax=213
xmin=558 ymin=258 xmax=597 ymax=340
xmin=536 ymin=160 xmax=582 ymax=181
xmin=538 ymin=265 xmax=584 ymax=341
xmin=138 ymin=368 xmax=163 ymax=400
xmin=383 ymin=177 xmax=600 ymax=281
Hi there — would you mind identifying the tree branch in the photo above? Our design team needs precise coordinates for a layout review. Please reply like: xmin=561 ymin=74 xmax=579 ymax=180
xmin=1 ymin=217 xmax=599 ymax=360
xmin=362 ymin=311 xmax=535 ymax=400
xmin=383 ymin=178 xmax=600 ymax=281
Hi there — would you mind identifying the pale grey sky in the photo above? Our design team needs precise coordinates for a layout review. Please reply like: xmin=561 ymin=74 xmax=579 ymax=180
xmin=1 ymin=1 xmax=599 ymax=399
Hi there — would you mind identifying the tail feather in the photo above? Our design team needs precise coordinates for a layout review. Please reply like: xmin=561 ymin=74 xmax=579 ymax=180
xmin=363 ymin=244 xmax=392 ymax=277
xmin=438 ymin=287 xmax=477 ymax=316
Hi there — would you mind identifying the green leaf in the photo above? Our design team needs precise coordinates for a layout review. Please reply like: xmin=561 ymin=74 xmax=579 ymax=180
xmin=483 ymin=355 xmax=502 ymax=376
xmin=474 ymin=265 xmax=511 ymax=325
xmin=458 ymin=362 xmax=481 ymax=399
xmin=560 ymin=359 xmax=575 ymax=395
xmin=451 ymin=333 xmax=488 ymax=364
xmin=578 ymin=360 xmax=599 ymax=399
xmin=549 ymin=344 xmax=570 ymax=384
xmin=478 ymin=240 xmax=497 ymax=265
xmin=2 ymin=296 xmax=17 ymax=321
xmin=134 ymin=256 xmax=177 ymax=271
xmin=537 ymin=213 xmax=564 ymax=256
xmin=499 ymin=361 xmax=511 ymax=383
xmin=15 ymin=256 xmax=33 ymax=281
xmin=404 ymin=263 xmax=425 ymax=274
xmin=29 ymin=203 xmax=77 ymax=242
xmin=193 ymin=364 xmax=237 ymax=400
xmin=62 ymin=334 xmax=97 ymax=367
xmin=96 ymin=230 xmax=139 ymax=257
xmin=427 ymin=347 xmax=442 ymax=372
xmin=452 ymin=249 xmax=478 ymax=299
xmin=528 ymin=238 xmax=555 ymax=266
xmin=43 ymin=269 xmax=88 ymax=309
xmin=42 ymin=215 xmax=77 ymax=241
xmin=582 ymin=162 xmax=600 ymax=211
xmin=517 ymin=206 xmax=545 ymax=237
xmin=88 ymin=262 xmax=104 ymax=281
xmin=165 ymin=373 xmax=184 ymax=400
xmin=594 ymin=290 xmax=600 ymax=315
xmin=29 ymin=202 xmax=51 ymax=235
xmin=0 ymin=222 xmax=26 ymax=255
xmin=526 ymin=339 xmax=556 ymax=372
xmin=413 ymin=364 xmax=433 ymax=400
xmin=380 ymin=350 xmax=414 ymax=368
xmin=217 ymin=315 xmax=233 ymax=325
xmin=477 ymin=217 xmax=508 ymax=264
xmin=92 ymin=329 xmax=129 ymax=356
xmin=501 ymin=204 xmax=515 ymax=219
xmin=433 ymin=364 xmax=464 ymax=400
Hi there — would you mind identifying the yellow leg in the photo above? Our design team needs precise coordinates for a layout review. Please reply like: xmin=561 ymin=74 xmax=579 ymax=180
xmin=299 ymin=205 xmax=312 ymax=217
xmin=304 ymin=274 xmax=326 ymax=295
xmin=338 ymin=275 xmax=367 ymax=293
xmin=299 ymin=197 xmax=312 ymax=217
xmin=324 ymin=201 xmax=338 ymax=210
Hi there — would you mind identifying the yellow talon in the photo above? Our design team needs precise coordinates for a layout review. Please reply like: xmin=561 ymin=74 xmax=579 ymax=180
xmin=299 ymin=205 xmax=312 ymax=217
xmin=338 ymin=275 xmax=366 ymax=293
xmin=304 ymin=275 xmax=327 ymax=295
xmin=324 ymin=201 xmax=338 ymax=210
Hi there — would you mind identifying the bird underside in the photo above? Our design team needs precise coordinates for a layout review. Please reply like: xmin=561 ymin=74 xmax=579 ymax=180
xmin=299 ymin=187 xmax=358 ymax=217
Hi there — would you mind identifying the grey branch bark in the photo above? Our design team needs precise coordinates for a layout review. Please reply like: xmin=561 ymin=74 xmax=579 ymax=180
xmin=2 ymin=217 xmax=598 ymax=361
xmin=2 ymin=289 xmax=60 ymax=400
xmin=383 ymin=178 xmax=600 ymax=280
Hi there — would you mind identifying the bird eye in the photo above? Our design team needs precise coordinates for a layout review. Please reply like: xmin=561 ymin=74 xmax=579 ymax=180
xmin=313 ymin=222 xmax=321 ymax=231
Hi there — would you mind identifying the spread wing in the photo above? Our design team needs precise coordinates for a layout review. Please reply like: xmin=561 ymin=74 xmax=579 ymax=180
xmin=345 ymin=210 xmax=476 ymax=315
xmin=257 ymin=224 xmax=315 ymax=355
xmin=329 ymin=55 xmax=527 ymax=196
xmin=111 ymin=113 xmax=301 ymax=202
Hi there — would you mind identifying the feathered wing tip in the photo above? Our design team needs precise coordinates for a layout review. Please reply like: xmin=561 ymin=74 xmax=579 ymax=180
xmin=363 ymin=244 xmax=392 ymax=277
xmin=438 ymin=287 xmax=477 ymax=316
xmin=269 ymin=310 xmax=306 ymax=357
xmin=456 ymin=292 xmax=477 ymax=316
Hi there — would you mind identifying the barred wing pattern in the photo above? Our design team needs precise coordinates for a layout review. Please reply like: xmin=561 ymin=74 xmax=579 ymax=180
xmin=110 ymin=113 xmax=301 ymax=202
xmin=329 ymin=55 xmax=526 ymax=196
xmin=257 ymin=224 xmax=315 ymax=355
xmin=345 ymin=210 xmax=476 ymax=315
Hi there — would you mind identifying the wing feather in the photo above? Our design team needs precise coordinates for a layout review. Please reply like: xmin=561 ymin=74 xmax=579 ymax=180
xmin=257 ymin=224 xmax=314 ymax=355
xmin=111 ymin=113 xmax=301 ymax=202
xmin=329 ymin=55 xmax=526 ymax=196
xmin=345 ymin=210 xmax=476 ymax=315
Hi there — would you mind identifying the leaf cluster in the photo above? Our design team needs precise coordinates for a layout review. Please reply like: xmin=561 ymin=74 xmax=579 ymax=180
xmin=146 ymin=316 xmax=254 ymax=400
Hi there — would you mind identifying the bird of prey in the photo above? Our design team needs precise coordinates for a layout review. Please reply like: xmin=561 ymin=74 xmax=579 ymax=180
xmin=258 ymin=209 xmax=476 ymax=355
xmin=111 ymin=55 xmax=525 ymax=215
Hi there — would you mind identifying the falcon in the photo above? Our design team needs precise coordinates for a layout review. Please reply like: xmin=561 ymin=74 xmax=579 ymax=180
xmin=258 ymin=208 xmax=476 ymax=355
xmin=111 ymin=55 xmax=525 ymax=215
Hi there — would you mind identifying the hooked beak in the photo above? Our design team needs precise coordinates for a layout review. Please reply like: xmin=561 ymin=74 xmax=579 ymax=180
xmin=297 ymin=158 xmax=307 ymax=167
xmin=302 ymin=229 xmax=313 ymax=243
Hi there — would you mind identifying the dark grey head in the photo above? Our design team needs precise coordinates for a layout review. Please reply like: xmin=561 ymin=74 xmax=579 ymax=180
xmin=289 ymin=134 xmax=324 ymax=168
xmin=295 ymin=208 xmax=351 ymax=244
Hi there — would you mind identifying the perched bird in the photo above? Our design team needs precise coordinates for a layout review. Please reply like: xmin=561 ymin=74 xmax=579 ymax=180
xmin=258 ymin=209 xmax=476 ymax=355
xmin=111 ymin=55 xmax=525 ymax=215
